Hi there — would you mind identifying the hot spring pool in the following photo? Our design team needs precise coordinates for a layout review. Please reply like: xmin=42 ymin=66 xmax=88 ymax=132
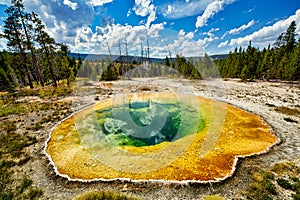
xmin=45 ymin=92 xmax=279 ymax=183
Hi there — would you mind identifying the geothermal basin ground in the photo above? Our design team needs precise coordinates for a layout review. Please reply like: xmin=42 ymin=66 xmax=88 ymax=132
xmin=2 ymin=78 xmax=299 ymax=199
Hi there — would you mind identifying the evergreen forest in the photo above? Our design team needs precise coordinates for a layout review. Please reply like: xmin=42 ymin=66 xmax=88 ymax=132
xmin=216 ymin=21 xmax=300 ymax=81
xmin=0 ymin=0 xmax=299 ymax=92
xmin=0 ymin=0 xmax=81 ymax=90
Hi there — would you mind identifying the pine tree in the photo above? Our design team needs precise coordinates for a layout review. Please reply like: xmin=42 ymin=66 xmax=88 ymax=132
xmin=31 ymin=12 xmax=58 ymax=86
xmin=3 ymin=5 xmax=33 ymax=88
xmin=164 ymin=56 xmax=170 ymax=66
xmin=0 ymin=51 xmax=14 ymax=89
xmin=240 ymin=65 xmax=250 ymax=81
xmin=224 ymin=51 xmax=233 ymax=77
xmin=1 ymin=0 xmax=80 ymax=89
xmin=257 ymin=47 xmax=268 ymax=79
xmin=274 ymin=33 xmax=285 ymax=49
xmin=244 ymin=41 xmax=259 ymax=80
xmin=287 ymin=39 xmax=300 ymax=80
xmin=215 ymin=21 xmax=299 ymax=81
xmin=12 ymin=0 xmax=43 ymax=86
xmin=284 ymin=21 xmax=297 ymax=52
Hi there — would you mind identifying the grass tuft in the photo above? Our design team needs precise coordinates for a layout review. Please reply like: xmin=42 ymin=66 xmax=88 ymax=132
xmin=0 ymin=104 xmax=26 ymax=117
xmin=246 ymin=169 xmax=277 ymax=199
xmin=277 ymin=178 xmax=294 ymax=190
xmin=245 ymin=162 xmax=300 ymax=200
xmin=73 ymin=190 xmax=139 ymax=200
xmin=203 ymin=195 xmax=225 ymax=200
xmin=0 ymin=86 xmax=71 ymax=200
xmin=18 ymin=176 xmax=33 ymax=194
xmin=25 ymin=187 xmax=43 ymax=200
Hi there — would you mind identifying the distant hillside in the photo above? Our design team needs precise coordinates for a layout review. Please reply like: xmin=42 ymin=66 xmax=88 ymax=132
xmin=68 ymin=53 xmax=165 ymax=63
xmin=210 ymin=54 xmax=228 ymax=60
xmin=68 ymin=53 xmax=228 ymax=62
xmin=68 ymin=53 xmax=117 ymax=61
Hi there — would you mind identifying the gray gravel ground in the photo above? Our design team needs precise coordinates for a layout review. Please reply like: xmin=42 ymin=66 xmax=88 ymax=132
xmin=22 ymin=78 xmax=299 ymax=199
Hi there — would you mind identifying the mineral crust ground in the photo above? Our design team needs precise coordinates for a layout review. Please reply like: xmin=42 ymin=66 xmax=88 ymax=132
xmin=45 ymin=92 xmax=279 ymax=182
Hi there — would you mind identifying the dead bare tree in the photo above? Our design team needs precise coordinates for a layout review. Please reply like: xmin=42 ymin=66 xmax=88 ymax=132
xmin=106 ymin=41 xmax=112 ymax=63
xmin=146 ymin=35 xmax=150 ymax=62
xmin=141 ymin=42 xmax=144 ymax=64
xmin=167 ymin=44 xmax=172 ymax=67
xmin=118 ymin=38 xmax=123 ymax=75
xmin=124 ymin=37 xmax=129 ymax=74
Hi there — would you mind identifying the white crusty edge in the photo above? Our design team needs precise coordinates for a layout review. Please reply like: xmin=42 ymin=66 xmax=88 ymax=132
xmin=43 ymin=100 xmax=281 ymax=185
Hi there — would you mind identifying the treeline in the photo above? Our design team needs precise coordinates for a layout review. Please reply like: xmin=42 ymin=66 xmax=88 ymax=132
xmin=165 ymin=54 xmax=219 ymax=79
xmin=216 ymin=21 xmax=300 ymax=81
xmin=95 ymin=53 xmax=218 ymax=81
xmin=0 ymin=0 xmax=81 ymax=90
xmin=164 ymin=55 xmax=201 ymax=79
xmin=4 ymin=1 xmax=298 ymax=89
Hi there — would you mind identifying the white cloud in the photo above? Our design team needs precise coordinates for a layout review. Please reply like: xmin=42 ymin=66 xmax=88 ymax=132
xmin=229 ymin=9 xmax=300 ymax=48
xmin=178 ymin=29 xmax=194 ymax=40
xmin=146 ymin=7 xmax=157 ymax=27
xmin=0 ymin=38 xmax=6 ymax=49
xmin=127 ymin=9 xmax=132 ymax=17
xmin=196 ymin=0 xmax=236 ymax=28
xmin=133 ymin=0 xmax=157 ymax=27
xmin=0 ymin=0 xmax=113 ymax=10
xmin=166 ymin=36 xmax=205 ymax=57
xmin=178 ymin=29 xmax=185 ymax=37
xmin=161 ymin=0 xmax=214 ymax=19
xmin=88 ymin=0 xmax=113 ymax=7
xmin=45 ymin=20 xmax=71 ymax=44
xmin=164 ymin=5 xmax=173 ymax=16
xmin=63 ymin=0 xmax=78 ymax=10
xmin=218 ymin=40 xmax=228 ymax=48
xmin=0 ymin=0 xmax=217 ymax=57
xmin=180 ymin=40 xmax=205 ymax=56
xmin=228 ymin=19 xmax=256 ymax=35
xmin=69 ymin=23 xmax=167 ymax=56
xmin=133 ymin=0 xmax=153 ymax=17
xmin=247 ymin=7 xmax=255 ymax=13
xmin=0 ymin=0 xmax=10 ymax=5
xmin=67 ymin=21 xmax=207 ymax=58
xmin=221 ymin=19 xmax=256 ymax=39
xmin=24 ymin=0 xmax=94 ymax=43
xmin=0 ymin=25 xmax=6 ymax=49
xmin=186 ymin=32 xmax=194 ymax=39
xmin=198 ymin=32 xmax=219 ymax=49
xmin=203 ymin=27 xmax=220 ymax=35
xmin=171 ymin=27 xmax=218 ymax=55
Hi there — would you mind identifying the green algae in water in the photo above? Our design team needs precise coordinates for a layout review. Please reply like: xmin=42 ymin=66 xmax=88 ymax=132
xmin=95 ymin=101 xmax=205 ymax=147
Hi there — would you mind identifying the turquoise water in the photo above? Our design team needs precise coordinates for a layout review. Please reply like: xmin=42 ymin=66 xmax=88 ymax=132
xmin=94 ymin=100 xmax=205 ymax=147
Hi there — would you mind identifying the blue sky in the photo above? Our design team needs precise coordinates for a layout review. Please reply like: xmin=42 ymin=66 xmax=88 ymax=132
xmin=0 ymin=0 xmax=300 ymax=58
